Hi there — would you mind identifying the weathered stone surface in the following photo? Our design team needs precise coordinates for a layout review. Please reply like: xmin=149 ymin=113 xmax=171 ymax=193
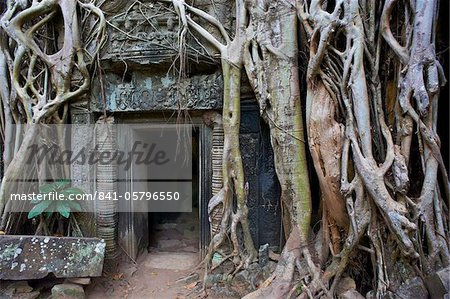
xmin=204 ymin=274 xmax=225 ymax=287
xmin=5 ymin=281 xmax=33 ymax=293
xmin=65 ymin=278 xmax=91 ymax=286
xmin=101 ymin=1 xmax=230 ymax=67
xmin=0 ymin=281 xmax=40 ymax=299
xmin=262 ymin=261 xmax=277 ymax=280
xmin=337 ymin=289 xmax=365 ymax=299
xmin=437 ymin=267 xmax=450 ymax=291
xmin=233 ymin=263 xmax=267 ymax=291
xmin=211 ymin=284 xmax=240 ymax=298
xmin=5 ymin=291 xmax=40 ymax=299
xmin=234 ymin=270 xmax=250 ymax=285
xmin=90 ymin=72 xmax=223 ymax=112
xmin=157 ymin=239 xmax=182 ymax=250
xmin=335 ymin=277 xmax=357 ymax=296
xmin=425 ymin=266 xmax=450 ymax=298
xmin=18 ymin=291 xmax=40 ymax=299
xmin=258 ymin=243 xmax=269 ymax=267
xmin=384 ymin=277 xmax=428 ymax=299
xmin=51 ymin=283 xmax=85 ymax=299
xmin=0 ymin=236 xmax=105 ymax=280
xmin=239 ymin=107 xmax=282 ymax=249
xmin=182 ymin=228 xmax=197 ymax=239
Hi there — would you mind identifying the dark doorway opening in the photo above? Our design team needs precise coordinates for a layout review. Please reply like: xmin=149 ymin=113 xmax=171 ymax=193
xmin=147 ymin=128 xmax=200 ymax=254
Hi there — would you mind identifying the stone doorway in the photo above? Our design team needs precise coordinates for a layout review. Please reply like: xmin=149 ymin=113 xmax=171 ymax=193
xmin=117 ymin=120 xmax=212 ymax=262
xmin=146 ymin=128 xmax=200 ymax=261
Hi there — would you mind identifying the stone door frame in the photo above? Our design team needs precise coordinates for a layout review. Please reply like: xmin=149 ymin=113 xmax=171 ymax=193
xmin=109 ymin=114 xmax=213 ymax=260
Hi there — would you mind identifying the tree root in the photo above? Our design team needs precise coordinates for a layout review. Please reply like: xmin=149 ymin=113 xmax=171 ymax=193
xmin=0 ymin=0 xmax=106 ymax=224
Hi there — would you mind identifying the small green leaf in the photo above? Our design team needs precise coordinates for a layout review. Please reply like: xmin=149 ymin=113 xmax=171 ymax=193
xmin=56 ymin=203 xmax=70 ymax=218
xmin=31 ymin=197 xmax=41 ymax=205
xmin=67 ymin=201 xmax=82 ymax=212
xmin=55 ymin=179 xmax=71 ymax=190
xmin=28 ymin=200 xmax=52 ymax=219
xmin=296 ymin=284 xmax=302 ymax=296
xmin=39 ymin=183 xmax=56 ymax=194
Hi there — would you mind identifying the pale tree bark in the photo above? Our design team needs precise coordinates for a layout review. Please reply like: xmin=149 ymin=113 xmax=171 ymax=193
xmin=274 ymin=0 xmax=449 ymax=297
xmin=0 ymin=0 xmax=448 ymax=298
xmin=0 ymin=0 xmax=106 ymax=231
xmin=164 ymin=0 xmax=258 ymax=280
xmin=244 ymin=0 xmax=312 ymax=244
xmin=160 ymin=0 xmax=448 ymax=297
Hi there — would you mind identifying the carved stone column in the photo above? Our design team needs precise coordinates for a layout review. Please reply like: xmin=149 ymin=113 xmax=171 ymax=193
xmin=204 ymin=112 xmax=224 ymax=236
xmin=70 ymin=103 xmax=96 ymax=237
xmin=95 ymin=116 xmax=119 ymax=259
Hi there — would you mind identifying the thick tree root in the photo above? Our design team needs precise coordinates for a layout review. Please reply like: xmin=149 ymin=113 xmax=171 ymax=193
xmin=0 ymin=0 xmax=105 ymax=224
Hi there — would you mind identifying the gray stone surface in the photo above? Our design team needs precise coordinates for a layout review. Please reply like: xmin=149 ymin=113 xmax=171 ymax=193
xmin=0 ymin=281 xmax=40 ymax=299
xmin=183 ymin=228 xmax=197 ymax=239
xmin=65 ymin=278 xmax=91 ymax=285
xmin=0 ymin=235 xmax=105 ymax=280
xmin=5 ymin=281 xmax=33 ymax=293
xmin=388 ymin=277 xmax=428 ymax=299
xmin=335 ymin=277 xmax=357 ymax=296
xmin=234 ymin=270 xmax=250 ymax=285
xmin=211 ymin=284 xmax=240 ymax=298
xmin=15 ymin=291 xmax=40 ymax=299
xmin=258 ymin=243 xmax=269 ymax=267
xmin=233 ymin=262 xmax=271 ymax=291
xmin=204 ymin=274 xmax=226 ymax=287
xmin=51 ymin=283 xmax=85 ymax=299
xmin=90 ymin=72 xmax=223 ymax=112
xmin=337 ymin=289 xmax=365 ymax=299
xmin=426 ymin=266 xmax=449 ymax=298
xmin=101 ymin=1 xmax=230 ymax=67
xmin=262 ymin=261 xmax=277 ymax=280
xmin=157 ymin=239 xmax=183 ymax=250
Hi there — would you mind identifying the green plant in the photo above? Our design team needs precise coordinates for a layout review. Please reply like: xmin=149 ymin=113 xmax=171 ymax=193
xmin=295 ymin=284 xmax=303 ymax=297
xmin=28 ymin=180 xmax=84 ymax=219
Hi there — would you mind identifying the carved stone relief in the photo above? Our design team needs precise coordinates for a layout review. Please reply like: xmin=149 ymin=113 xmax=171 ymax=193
xmin=90 ymin=71 xmax=223 ymax=112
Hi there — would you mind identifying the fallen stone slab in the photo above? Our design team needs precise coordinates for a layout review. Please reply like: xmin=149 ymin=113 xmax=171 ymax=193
xmin=0 ymin=235 xmax=105 ymax=280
